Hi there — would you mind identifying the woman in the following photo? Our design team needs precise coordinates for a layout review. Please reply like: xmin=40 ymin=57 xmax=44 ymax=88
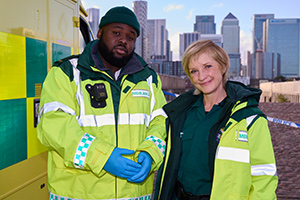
xmin=155 ymin=40 xmax=278 ymax=200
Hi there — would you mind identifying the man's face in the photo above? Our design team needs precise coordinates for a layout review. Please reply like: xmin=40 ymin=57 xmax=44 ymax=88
xmin=97 ymin=23 xmax=137 ymax=68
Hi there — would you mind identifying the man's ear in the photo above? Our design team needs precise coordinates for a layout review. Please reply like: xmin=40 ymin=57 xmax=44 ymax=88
xmin=97 ymin=28 xmax=103 ymax=39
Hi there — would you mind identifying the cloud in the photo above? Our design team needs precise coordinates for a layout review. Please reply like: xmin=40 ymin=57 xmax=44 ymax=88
xmin=163 ymin=4 xmax=183 ymax=12
xmin=170 ymin=32 xmax=181 ymax=61
xmin=185 ymin=10 xmax=194 ymax=20
xmin=212 ymin=3 xmax=224 ymax=8
xmin=81 ymin=1 xmax=99 ymax=9
xmin=240 ymin=30 xmax=252 ymax=65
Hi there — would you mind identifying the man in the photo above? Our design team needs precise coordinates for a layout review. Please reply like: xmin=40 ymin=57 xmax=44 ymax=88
xmin=37 ymin=6 xmax=167 ymax=200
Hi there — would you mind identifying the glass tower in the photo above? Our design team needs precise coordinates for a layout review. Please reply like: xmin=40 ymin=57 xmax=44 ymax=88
xmin=264 ymin=18 xmax=300 ymax=78
xmin=221 ymin=13 xmax=240 ymax=77
xmin=194 ymin=15 xmax=216 ymax=34
xmin=252 ymin=14 xmax=274 ymax=52
xmin=87 ymin=8 xmax=100 ymax=37
xmin=133 ymin=1 xmax=148 ymax=60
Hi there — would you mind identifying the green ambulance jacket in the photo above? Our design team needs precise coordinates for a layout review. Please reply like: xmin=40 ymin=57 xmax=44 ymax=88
xmin=155 ymin=81 xmax=278 ymax=200
xmin=37 ymin=40 xmax=167 ymax=200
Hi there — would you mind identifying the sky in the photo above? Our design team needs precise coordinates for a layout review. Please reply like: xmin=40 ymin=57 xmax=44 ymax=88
xmin=81 ymin=0 xmax=300 ymax=64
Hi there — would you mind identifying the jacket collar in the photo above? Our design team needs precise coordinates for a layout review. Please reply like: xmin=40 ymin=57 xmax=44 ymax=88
xmin=78 ymin=40 xmax=146 ymax=80
xmin=164 ymin=81 xmax=262 ymax=121
xmin=225 ymin=81 xmax=262 ymax=107
xmin=163 ymin=89 xmax=198 ymax=122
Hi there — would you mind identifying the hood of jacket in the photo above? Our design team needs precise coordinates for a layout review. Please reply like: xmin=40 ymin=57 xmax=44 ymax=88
xmin=225 ymin=81 xmax=261 ymax=106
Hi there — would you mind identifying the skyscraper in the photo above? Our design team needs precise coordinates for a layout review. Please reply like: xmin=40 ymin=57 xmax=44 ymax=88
xmin=221 ymin=13 xmax=239 ymax=53
xmin=252 ymin=14 xmax=274 ymax=52
xmin=147 ymin=19 xmax=168 ymax=63
xmin=133 ymin=1 xmax=147 ymax=60
xmin=194 ymin=15 xmax=216 ymax=34
xmin=87 ymin=8 xmax=100 ymax=37
xmin=179 ymin=32 xmax=201 ymax=60
xmin=264 ymin=18 xmax=300 ymax=78
xmin=179 ymin=33 xmax=222 ymax=60
xmin=247 ymin=50 xmax=280 ymax=79
xmin=221 ymin=13 xmax=240 ymax=77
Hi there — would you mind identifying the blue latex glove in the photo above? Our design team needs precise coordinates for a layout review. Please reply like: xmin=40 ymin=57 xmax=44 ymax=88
xmin=104 ymin=148 xmax=141 ymax=179
xmin=128 ymin=152 xmax=153 ymax=183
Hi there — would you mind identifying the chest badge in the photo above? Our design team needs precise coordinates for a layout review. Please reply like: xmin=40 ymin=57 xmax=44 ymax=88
xmin=238 ymin=130 xmax=248 ymax=142
xmin=131 ymin=90 xmax=150 ymax=98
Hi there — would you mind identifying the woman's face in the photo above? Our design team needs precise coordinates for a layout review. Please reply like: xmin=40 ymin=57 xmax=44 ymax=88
xmin=188 ymin=51 xmax=225 ymax=96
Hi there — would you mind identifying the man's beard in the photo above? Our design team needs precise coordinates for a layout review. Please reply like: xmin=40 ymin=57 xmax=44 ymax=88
xmin=98 ymin=34 xmax=134 ymax=68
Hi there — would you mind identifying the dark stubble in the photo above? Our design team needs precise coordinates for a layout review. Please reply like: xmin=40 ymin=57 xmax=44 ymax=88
xmin=98 ymin=33 xmax=134 ymax=68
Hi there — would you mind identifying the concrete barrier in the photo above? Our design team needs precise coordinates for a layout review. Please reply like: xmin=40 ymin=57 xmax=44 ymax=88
xmin=260 ymin=81 xmax=300 ymax=103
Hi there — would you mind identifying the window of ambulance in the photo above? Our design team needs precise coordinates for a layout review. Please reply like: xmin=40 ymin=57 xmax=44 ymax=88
xmin=79 ymin=17 xmax=95 ymax=53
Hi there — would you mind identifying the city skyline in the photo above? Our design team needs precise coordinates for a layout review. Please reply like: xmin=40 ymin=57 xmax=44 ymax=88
xmin=82 ymin=0 xmax=300 ymax=64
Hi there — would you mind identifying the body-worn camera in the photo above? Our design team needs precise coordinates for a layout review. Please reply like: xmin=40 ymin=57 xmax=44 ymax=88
xmin=86 ymin=83 xmax=108 ymax=108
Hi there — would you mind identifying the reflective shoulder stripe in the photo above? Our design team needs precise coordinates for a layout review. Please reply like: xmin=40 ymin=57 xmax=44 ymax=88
xmin=150 ymin=108 xmax=168 ymax=121
xmin=145 ymin=135 xmax=166 ymax=156
xmin=73 ymin=133 xmax=95 ymax=169
xmin=251 ymin=163 xmax=277 ymax=176
xmin=69 ymin=58 xmax=85 ymax=117
xmin=216 ymin=146 xmax=250 ymax=163
xmin=146 ymin=75 xmax=155 ymax=114
xmin=49 ymin=191 xmax=152 ymax=200
xmin=246 ymin=114 xmax=258 ymax=129
xmin=38 ymin=101 xmax=76 ymax=123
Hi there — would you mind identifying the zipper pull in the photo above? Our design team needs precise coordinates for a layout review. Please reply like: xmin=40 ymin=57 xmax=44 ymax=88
xmin=180 ymin=132 xmax=184 ymax=138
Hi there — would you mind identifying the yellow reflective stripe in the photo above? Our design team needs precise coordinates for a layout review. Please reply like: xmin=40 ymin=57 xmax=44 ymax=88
xmin=73 ymin=133 xmax=95 ymax=169
xmin=49 ymin=192 xmax=152 ymax=200
xmin=216 ymin=146 xmax=250 ymax=163
xmin=251 ymin=163 xmax=277 ymax=176
xmin=38 ymin=101 xmax=76 ymax=123
xmin=118 ymin=113 xmax=150 ymax=125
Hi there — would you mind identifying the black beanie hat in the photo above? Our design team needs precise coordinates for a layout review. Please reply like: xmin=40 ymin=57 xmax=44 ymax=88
xmin=99 ymin=6 xmax=140 ymax=37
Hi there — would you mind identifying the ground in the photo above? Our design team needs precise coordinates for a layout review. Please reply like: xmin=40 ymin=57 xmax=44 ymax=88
xmin=259 ymin=103 xmax=300 ymax=200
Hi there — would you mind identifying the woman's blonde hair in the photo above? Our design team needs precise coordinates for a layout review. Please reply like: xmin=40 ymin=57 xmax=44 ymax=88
xmin=182 ymin=40 xmax=230 ymax=89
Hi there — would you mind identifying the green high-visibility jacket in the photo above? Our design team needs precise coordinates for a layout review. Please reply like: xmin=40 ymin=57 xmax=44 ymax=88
xmin=155 ymin=81 xmax=278 ymax=200
xmin=37 ymin=40 xmax=167 ymax=200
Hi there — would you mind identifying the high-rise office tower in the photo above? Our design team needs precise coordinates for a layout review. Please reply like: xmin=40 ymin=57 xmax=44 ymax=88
xmin=221 ymin=13 xmax=239 ymax=53
xmin=221 ymin=13 xmax=240 ymax=77
xmin=264 ymin=18 xmax=300 ymax=78
xmin=247 ymin=51 xmax=280 ymax=79
xmin=133 ymin=1 xmax=147 ymax=60
xmin=87 ymin=8 xmax=100 ymax=37
xmin=147 ymin=19 xmax=168 ymax=63
xmin=179 ymin=32 xmax=201 ymax=60
xmin=252 ymin=14 xmax=274 ymax=52
xmin=165 ymin=29 xmax=172 ymax=61
xmin=194 ymin=15 xmax=216 ymax=34
xmin=179 ymin=33 xmax=223 ymax=60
